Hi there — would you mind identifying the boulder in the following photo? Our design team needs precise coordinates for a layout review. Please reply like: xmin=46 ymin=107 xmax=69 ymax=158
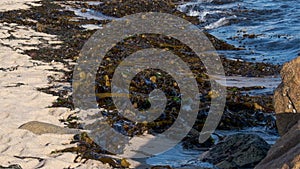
xmin=256 ymin=56 xmax=300 ymax=169
xmin=18 ymin=121 xmax=80 ymax=135
xmin=255 ymin=120 xmax=300 ymax=169
xmin=199 ymin=134 xmax=270 ymax=169
xmin=274 ymin=56 xmax=300 ymax=135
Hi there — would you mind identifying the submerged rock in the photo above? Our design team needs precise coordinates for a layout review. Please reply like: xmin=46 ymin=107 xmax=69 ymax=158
xmin=199 ymin=134 xmax=270 ymax=169
xmin=18 ymin=121 xmax=81 ymax=135
xmin=274 ymin=56 xmax=300 ymax=135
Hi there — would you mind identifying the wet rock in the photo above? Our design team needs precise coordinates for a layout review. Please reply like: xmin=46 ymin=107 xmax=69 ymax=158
xmin=217 ymin=109 xmax=276 ymax=130
xmin=204 ymin=32 xmax=237 ymax=50
xmin=0 ymin=165 xmax=22 ymax=169
xmin=275 ymin=113 xmax=300 ymax=137
xmin=81 ymin=8 xmax=87 ymax=13
xmin=99 ymin=0 xmax=176 ymax=17
xmin=199 ymin=134 xmax=270 ymax=169
xmin=255 ymin=120 xmax=300 ymax=169
xmin=18 ymin=121 xmax=81 ymax=135
xmin=96 ymin=0 xmax=237 ymax=51
xmin=182 ymin=128 xmax=215 ymax=150
xmin=98 ymin=0 xmax=199 ymax=24
xmin=274 ymin=56 xmax=300 ymax=135
xmin=222 ymin=58 xmax=281 ymax=77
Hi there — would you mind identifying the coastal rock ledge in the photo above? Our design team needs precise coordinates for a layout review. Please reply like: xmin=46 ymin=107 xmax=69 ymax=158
xmin=274 ymin=56 xmax=300 ymax=135
xmin=256 ymin=56 xmax=300 ymax=169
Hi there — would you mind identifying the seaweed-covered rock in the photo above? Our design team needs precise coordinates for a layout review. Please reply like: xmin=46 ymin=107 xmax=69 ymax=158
xmin=218 ymin=109 xmax=276 ymax=130
xmin=274 ymin=56 xmax=300 ymax=135
xmin=200 ymin=134 xmax=270 ymax=169
xmin=99 ymin=0 xmax=176 ymax=17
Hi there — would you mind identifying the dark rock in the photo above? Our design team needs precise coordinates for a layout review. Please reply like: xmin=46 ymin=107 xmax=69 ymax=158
xmin=275 ymin=113 xmax=300 ymax=136
xmin=274 ymin=56 xmax=300 ymax=135
xmin=99 ymin=0 xmax=176 ymax=17
xmin=0 ymin=164 xmax=22 ymax=169
xmin=204 ymin=32 xmax=237 ymax=50
xmin=255 ymin=120 xmax=300 ymax=169
xmin=96 ymin=0 xmax=237 ymax=51
xmin=218 ymin=109 xmax=276 ymax=130
xmin=199 ymin=134 xmax=270 ymax=169
xmin=182 ymin=128 xmax=215 ymax=150
xmin=222 ymin=58 xmax=281 ymax=77
xmin=97 ymin=0 xmax=200 ymax=24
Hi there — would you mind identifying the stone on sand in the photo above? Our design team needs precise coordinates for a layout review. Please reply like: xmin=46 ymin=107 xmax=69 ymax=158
xmin=18 ymin=121 xmax=80 ymax=135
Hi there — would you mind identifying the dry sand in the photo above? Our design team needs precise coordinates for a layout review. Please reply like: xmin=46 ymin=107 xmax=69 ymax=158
xmin=0 ymin=0 xmax=41 ymax=12
xmin=0 ymin=1 xmax=112 ymax=168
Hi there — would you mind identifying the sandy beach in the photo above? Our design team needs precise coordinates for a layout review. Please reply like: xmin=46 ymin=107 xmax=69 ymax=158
xmin=1 ymin=0 xmax=298 ymax=168
xmin=0 ymin=1 xmax=112 ymax=168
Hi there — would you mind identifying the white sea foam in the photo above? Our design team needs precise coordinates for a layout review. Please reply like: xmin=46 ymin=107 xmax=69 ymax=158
xmin=204 ymin=17 xmax=229 ymax=29
xmin=66 ymin=7 xmax=116 ymax=21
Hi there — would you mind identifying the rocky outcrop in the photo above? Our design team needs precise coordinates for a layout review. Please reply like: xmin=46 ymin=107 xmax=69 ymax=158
xmin=199 ymin=134 xmax=270 ymax=169
xmin=256 ymin=56 xmax=300 ymax=169
xmin=274 ymin=56 xmax=300 ymax=135
xmin=275 ymin=113 xmax=300 ymax=136
xmin=255 ymin=120 xmax=300 ymax=169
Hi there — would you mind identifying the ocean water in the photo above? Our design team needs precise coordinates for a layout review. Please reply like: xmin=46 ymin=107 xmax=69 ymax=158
xmin=178 ymin=0 xmax=300 ymax=64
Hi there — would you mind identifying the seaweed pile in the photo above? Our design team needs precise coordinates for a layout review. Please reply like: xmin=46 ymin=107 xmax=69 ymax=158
xmin=0 ymin=0 xmax=281 ymax=168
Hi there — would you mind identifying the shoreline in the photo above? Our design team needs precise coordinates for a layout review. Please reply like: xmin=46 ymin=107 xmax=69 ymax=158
xmin=0 ymin=0 xmax=284 ymax=168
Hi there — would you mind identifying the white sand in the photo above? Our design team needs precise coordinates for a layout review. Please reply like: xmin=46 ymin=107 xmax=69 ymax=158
xmin=0 ymin=0 xmax=41 ymax=12
xmin=0 ymin=2 xmax=113 ymax=168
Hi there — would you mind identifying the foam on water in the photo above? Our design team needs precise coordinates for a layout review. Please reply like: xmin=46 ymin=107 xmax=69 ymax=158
xmin=214 ymin=75 xmax=281 ymax=95
xmin=66 ymin=7 xmax=116 ymax=21
xmin=146 ymin=143 xmax=211 ymax=168
xmin=178 ymin=0 xmax=300 ymax=64
xmin=204 ymin=17 xmax=229 ymax=29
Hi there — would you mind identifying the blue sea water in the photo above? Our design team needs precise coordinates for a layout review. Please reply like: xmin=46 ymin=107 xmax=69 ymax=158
xmin=178 ymin=0 xmax=300 ymax=64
